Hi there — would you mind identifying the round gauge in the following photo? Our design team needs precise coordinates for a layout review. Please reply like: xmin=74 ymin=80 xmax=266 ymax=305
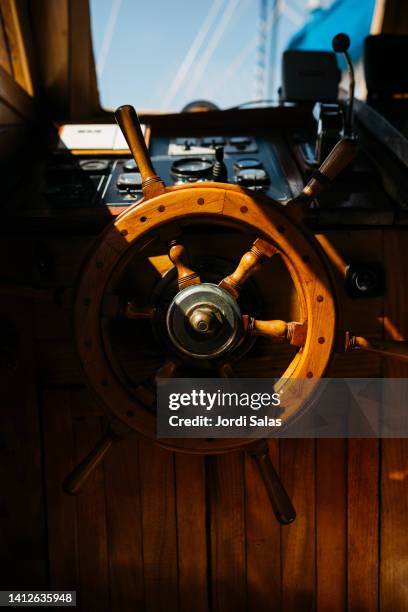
xmin=236 ymin=168 xmax=269 ymax=186
xmin=234 ymin=158 xmax=262 ymax=170
xmin=171 ymin=157 xmax=213 ymax=178
xmin=124 ymin=159 xmax=138 ymax=171
xmin=116 ymin=172 xmax=142 ymax=190
xmin=79 ymin=159 xmax=110 ymax=172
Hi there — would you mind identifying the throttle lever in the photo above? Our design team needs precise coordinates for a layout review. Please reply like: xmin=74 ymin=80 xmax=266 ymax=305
xmin=300 ymin=136 xmax=357 ymax=203
xmin=114 ymin=104 xmax=165 ymax=199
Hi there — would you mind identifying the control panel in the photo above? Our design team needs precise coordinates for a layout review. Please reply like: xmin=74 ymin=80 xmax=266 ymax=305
xmin=40 ymin=132 xmax=292 ymax=209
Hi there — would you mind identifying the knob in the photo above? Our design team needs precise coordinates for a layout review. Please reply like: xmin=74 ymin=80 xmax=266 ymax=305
xmin=212 ymin=146 xmax=227 ymax=182
xmin=332 ymin=33 xmax=350 ymax=53
xmin=189 ymin=306 xmax=223 ymax=335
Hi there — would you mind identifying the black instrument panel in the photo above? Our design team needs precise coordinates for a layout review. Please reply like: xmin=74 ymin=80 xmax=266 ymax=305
xmin=41 ymin=132 xmax=292 ymax=209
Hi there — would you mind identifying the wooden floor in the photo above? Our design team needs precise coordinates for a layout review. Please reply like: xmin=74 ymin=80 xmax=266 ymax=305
xmin=1 ymin=231 xmax=408 ymax=611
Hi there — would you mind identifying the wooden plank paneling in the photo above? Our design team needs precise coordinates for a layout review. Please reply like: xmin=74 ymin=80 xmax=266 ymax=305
xmin=43 ymin=387 xmax=110 ymax=610
xmin=138 ymin=439 xmax=178 ymax=612
xmin=0 ymin=298 xmax=47 ymax=588
xmin=175 ymin=454 xmax=208 ymax=612
xmin=316 ymin=439 xmax=347 ymax=612
xmin=280 ymin=439 xmax=315 ymax=612
xmin=380 ymin=439 xmax=408 ymax=611
xmin=104 ymin=436 xmax=145 ymax=611
xmin=208 ymin=453 xmax=247 ymax=612
xmin=245 ymin=440 xmax=281 ymax=611
xmin=30 ymin=0 xmax=69 ymax=116
xmin=0 ymin=8 xmax=12 ymax=76
xmin=348 ymin=439 xmax=379 ymax=612
xmin=0 ymin=65 xmax=35 ymax=119
xmin=42 ymin=388 xmax=78 ymax=590
xmin=74 ymin=416 xmax=109 ymax=612
xmin=0 ymin=0 xmax=34 ymax=95
xmin=69 ymin=0 xmax=100 ymax=119
xmin=381 ymin=231 xmax=408 ymax=611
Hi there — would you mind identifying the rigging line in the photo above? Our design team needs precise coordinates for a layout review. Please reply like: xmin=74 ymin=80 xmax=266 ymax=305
xmin=160 ymin=0 xmax=226 ymax=110
xmin=183 ymin=0 xmax=243 ymax=100
xmin=266 ymin=0 xmax=282 ymax=100
xmin=281 ymin=0 xmax=304 ymax=27
xmin=209 ymin=34 xmax=257 ymax=97
xmin=208 ymin=2 xmax=284 ymax=100
xmin=96 ymin=0 xmax=123 ymax=79
xmin=255 ymin=0 xmax=269 ymax=100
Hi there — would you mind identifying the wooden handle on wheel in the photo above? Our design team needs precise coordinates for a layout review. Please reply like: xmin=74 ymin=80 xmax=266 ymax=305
xmin=114 ymin=105 xmax=165 ymax=199
xmin=63 ymin=425 xmax=122 ymax=495
xmin=349 ymin=335 xmax=408 ymax=363
xmin=219 ymin=238 xmax=277 ymax=299
xmin=169 ymin=242 xmax=200 ymax=290
xmin=243 ymin=317 xmax=307 ymax=346
xmin=301 ymin=137 xmax=357 ymax=201
xmin=250 ymin=443 xmax=296 ymax=525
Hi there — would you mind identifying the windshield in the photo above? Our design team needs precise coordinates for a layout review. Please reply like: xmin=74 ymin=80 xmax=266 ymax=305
xmin=89 ymin=0 xmax=375 ymax=113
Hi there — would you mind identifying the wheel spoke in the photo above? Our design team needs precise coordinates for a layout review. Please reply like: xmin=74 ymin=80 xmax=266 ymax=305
xmin=217 ymin=362 xmax=235 ymax=378
xmin=243 ymin=316 xmax=307 ymax=346
xmin=102 ymin=294 xmax=154 ymax=319
xmin=122 ymin=302 xmax=154 ymax=320
xmin=155 ymin=359 xmax=178 ymax=380
xmin=169 ymin=240 xmax=201 ymax=290
xmin=218 ymin=238 xmax=277 ymax=299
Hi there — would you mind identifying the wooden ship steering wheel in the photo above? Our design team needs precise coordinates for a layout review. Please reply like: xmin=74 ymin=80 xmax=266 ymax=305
xmin=64 ymin=104 xmax=401 ymax=524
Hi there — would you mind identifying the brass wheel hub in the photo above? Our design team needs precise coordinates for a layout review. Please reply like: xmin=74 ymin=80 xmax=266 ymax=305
xmin=166 ymin=283 xmax=243 ymax=359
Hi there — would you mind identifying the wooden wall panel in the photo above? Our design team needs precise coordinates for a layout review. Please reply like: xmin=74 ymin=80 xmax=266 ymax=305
xmin=74 ymin=417 xmax=109 ymax=612
xmin=0 ymin=8 xmax=12 ymax=76
xmin=138 ymin=439 xmax=178 ymax=612
xmin=348 ymin=439 xmax=379 ymax=612
xmin=280 ymin=439 xmax=315 ymax=611
xmin=380 ymin=439 xmax=408 ymax=612
xmin=245 ymin=440 xmax=281 ymax=612
xmin=208 ymin=453 xmax=247 ymax=612
xmin=316 ymin=439 xmax=347 ymax=612
xmin=381 ymin=231 xmax=408 ymax=612
xmin=42 ymin=388 xmax=78 ymax=590
xmin=104 ymin=436 xmax=144 ymax=611
xmin=0 ymin=298 xmax=47 ymax=588
xmin=175 ymin=454 xmax=208 ymax=612
xmin=29 ymin=0 xmax=69 ymax=116
xmin=69 ymin=0 xmax=100 ymax=119
xmin=0 ymin=0 xmax=34 ymax=95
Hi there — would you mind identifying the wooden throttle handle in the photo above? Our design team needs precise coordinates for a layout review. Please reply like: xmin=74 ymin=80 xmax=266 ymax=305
xmin=114 ymin=105 xmax=165 ymax=199
xmin=351 ymin=336 xmax=408 ymax=363
xmin=302 ymin=137 xmax=357 ymax=200
xmin=63 ymin=426 xmax=121 ymax=495
xmin=250 ymin=444 xmax=296 ymax=525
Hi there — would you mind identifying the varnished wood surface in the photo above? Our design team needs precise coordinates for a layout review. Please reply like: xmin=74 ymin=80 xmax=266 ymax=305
xmin=0 ymin=297 xmax=47 ymax=588
xmin=2 ymin=227 xmax=408 ymax=609
xmin=381 ymin=231 xmax=408 ymax=612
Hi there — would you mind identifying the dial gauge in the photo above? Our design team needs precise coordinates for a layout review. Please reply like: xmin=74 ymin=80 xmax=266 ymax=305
xmin=123 ymin=159 xmax=138 ymax=171
xmin=116 ymin=172 xmax=142 ymax=190
xmin=171 ymin=157 xmax=213 ymax=178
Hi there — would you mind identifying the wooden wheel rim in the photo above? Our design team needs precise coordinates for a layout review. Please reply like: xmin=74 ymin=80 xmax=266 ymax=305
xmin=74 ymin=183 xmax=336 ymax=453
